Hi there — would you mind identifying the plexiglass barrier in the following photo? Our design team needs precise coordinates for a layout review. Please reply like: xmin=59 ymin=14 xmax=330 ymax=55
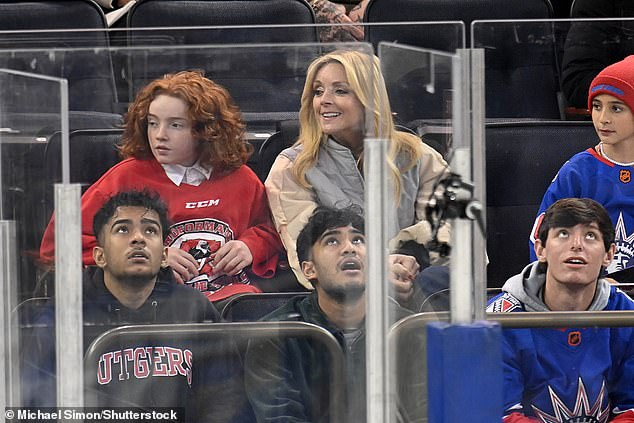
xmin=0 ymin=68 xmax=77 ymax=410
xmin=0 ymin=15 xmax=624 ymax=421
xmin=0 ymin=34 xmax=444 ymax=422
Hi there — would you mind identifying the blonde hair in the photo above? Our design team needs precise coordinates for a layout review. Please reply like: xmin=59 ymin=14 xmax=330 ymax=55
xmin=293 ymin=49 xmax=423 ymax=199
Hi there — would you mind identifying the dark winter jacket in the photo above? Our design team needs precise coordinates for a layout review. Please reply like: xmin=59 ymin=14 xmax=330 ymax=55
xmin=562 ymin=0 xmax=634 ymax=108
xmin=244 ymin=292 xmax=421 ymax=423
xmin=21 ymin=267 xmax=248 ymax=422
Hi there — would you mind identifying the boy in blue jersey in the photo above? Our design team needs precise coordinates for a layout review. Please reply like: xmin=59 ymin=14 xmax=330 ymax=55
xmin=530 ymin=55 xmax=634 ymax=280
xmin=490 ymin=198 xmax=634 ymax=422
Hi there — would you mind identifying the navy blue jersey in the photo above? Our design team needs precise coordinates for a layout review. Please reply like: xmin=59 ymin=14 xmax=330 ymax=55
xmin=529 ymin=146 xmax=634 ymax=274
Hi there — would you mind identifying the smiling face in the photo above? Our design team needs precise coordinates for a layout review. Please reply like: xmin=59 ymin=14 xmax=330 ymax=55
xmin=591 ymin=93 xmax=634 ymax=157
xmin=311 ymin=62 xmax=365 ymax=151
xmin=147 ymin=94 xmax=200 ymax=167
xmin=535 ymin=222 xmax=615 ymax=292
xmin=93 ymin=206 xmax=167 ymax=285
xmin=301 ymin=224 xmax=366 ymax=303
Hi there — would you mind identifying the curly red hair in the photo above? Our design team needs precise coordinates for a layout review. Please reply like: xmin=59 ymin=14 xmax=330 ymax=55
xmin=119 ymin=70 xmax=251 ymax=172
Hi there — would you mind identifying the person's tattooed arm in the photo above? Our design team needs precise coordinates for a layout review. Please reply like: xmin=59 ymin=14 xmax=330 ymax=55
xmin=311 ymin=0 xmax=365 ymax=41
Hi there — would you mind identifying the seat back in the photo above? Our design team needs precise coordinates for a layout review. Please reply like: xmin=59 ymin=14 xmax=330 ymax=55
xmin=125 ymin=0 xmax=318 ymax=113
xmin=242 ymin=111 xmax=299 ymax=178
xmin=365 ymin=0 xmax=558 ymax=120
xmin=472 ymin=18 xmax=561 ymax=119
xmin=44 ymin=128 xmax=123 ymax=191
xmin=485 ymin=120 xmax=597 ymax=287
xmin=221 ymin=292 xmax=310 ymax=322
xmin=364 ymin=0 xmax=552 ymax=47
xmin=24 ymin=128 xmax=124 ymax=276
xmin=0 ymin=0 xmax=117 ymax=112
xmin=256 ymin=120 xmax=300 ymax=182
xmin=4 ymin=111 xmax=123 ymax=298
xmin=127 ymin=0 xmax=317 ymax=41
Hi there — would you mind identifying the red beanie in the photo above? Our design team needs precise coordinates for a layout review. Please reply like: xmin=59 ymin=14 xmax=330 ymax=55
xmin=588 ymin=55 xmax=634 ymax=111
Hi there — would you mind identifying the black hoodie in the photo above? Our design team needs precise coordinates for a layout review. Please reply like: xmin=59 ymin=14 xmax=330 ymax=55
xmin=22 ymin=267 xmax=250 ymax=423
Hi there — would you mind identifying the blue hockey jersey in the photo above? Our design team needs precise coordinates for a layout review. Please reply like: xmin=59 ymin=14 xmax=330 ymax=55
xmin=487 ymin=262 xmax=634 ymax=422
xmin=529 ymin=146 xmax=634 ymax=274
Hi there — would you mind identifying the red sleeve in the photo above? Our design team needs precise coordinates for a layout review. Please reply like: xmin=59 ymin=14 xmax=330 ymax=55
xmin=237 ymin=173 xmax=283 ymax=278
xmin=38 ymin=215 xmax=56 ymax=266
xmin=503 ymin=412 xmax=540 ymax=423
xmin=613 ymin=410 xmax=634 ymax=422
xmin=38 ymin=179 xmax=112 ymax=267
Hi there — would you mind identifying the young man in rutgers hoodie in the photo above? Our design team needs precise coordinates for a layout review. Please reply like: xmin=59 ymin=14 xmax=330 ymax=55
xmin=488 ymin=198 xmax=634 ymax=423
xmin=22 ymin=190 xmax=248 ymax=422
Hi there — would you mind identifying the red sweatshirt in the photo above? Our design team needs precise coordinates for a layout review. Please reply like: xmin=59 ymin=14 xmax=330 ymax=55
xmin=40 ymin=158 xmax=283 ymax=301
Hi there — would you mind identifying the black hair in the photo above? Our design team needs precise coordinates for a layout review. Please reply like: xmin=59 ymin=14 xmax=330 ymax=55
xmin=296 ymin=205 xmax=365 ymax=264
xmin=92 ymin=190 xmax=171 ymax=244
xmin=537 ymin=198 xmax=615 ymax=252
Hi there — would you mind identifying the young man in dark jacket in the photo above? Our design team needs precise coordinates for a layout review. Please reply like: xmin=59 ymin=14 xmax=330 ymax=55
xmin=23 ymin=190 xmax=247 ymax=422
xmin=244 ymin=206 xmax=420 ymax=423
xmin=561 ymin=0 xmax=634 ymax=109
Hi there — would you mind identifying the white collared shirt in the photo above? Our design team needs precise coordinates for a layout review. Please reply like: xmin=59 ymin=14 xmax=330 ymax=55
xmin=162 ymin=161 xmax=212 ymax=186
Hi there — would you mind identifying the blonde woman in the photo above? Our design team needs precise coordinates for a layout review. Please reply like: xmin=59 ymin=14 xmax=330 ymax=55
xmin=266 ymin=50 xmax=450 ymax=303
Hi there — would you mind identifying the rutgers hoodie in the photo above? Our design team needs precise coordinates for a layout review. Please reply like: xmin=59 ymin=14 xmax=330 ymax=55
xmin=22 ymin=267 xmax=250 ymax=423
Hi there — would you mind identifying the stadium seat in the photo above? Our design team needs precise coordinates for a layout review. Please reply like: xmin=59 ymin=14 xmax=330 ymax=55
xmin=485 ymin=120 xmax=597 ymax=287
xmin=364 ymin=0 xmax=559 ymax=120
xmin=256 ymin=120 xmax=300 ymax=182
xmin=472 ymin=18 xmax=562 ymax=119
xmin=16 ymin=127 xmax=123 ymax=297
xmin=124 ymin=0 xmax=319 ymax=114
xmin=0 ymin=108 xmax=122 ymax=296
xmin=364 ymin=0 xmax=553 ymax=46
xmin=220 ymin=292 xmax=310 ymax=322
xmin=0 ymin=0 xmax=118 ymax=113
xmin=242 ymin=111 xmax=299 ymax=177
xmin=38 ymin=128 xmax=123 ymax=230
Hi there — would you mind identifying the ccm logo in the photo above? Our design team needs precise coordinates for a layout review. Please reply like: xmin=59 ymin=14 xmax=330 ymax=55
xmin=185 ymin=199 xmax=220 ymax=208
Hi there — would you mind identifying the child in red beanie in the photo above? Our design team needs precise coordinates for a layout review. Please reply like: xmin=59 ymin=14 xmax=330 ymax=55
xmin=529 ymin=55 xmax=634 ymax=280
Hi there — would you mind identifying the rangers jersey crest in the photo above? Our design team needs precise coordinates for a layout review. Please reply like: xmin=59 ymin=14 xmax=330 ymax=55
xmin=487 ymin=293 xmax=523 ymax=313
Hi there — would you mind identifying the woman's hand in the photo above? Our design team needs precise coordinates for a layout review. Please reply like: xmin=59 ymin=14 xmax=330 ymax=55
xmin=167 ymin=247 xmax=199 ymax=284
xmin=212 ymin=240 xmax=253 ymax=276
xmin=389 ymin=254 xmax=420 ymax=302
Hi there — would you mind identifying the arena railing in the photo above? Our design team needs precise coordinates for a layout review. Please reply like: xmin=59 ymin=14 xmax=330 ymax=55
xmin=389 ymin=310 xmax=634 ymax=421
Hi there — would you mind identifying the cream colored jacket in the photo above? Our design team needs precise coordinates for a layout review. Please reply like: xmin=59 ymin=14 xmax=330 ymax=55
xmin=265 ymin=139 xmax=451 ymax=289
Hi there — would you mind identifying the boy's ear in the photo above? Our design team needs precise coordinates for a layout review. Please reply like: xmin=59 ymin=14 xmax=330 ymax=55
xmin=604 ymin=243 xmax=616 ymax=268
xmin=161 ymin=246 xmax=168 ymax=268
xmin=93 ymin=246 xmax=107 ymax=269
xmin=301 ymin=260 xmax=317 ymax=281
xmin=534 ymin=239 xmax=547 ymax=263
